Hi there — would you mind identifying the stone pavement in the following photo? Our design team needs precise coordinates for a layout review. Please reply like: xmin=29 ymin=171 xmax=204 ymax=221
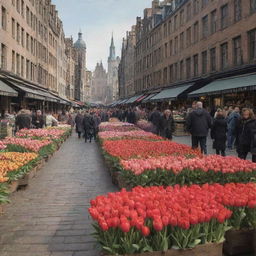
xmin=0 ymin=133 xmax=117 ymax=256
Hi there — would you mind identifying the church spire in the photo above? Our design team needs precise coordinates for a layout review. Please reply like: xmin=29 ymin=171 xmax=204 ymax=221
xmin=109 ymin=33 xmax=116 ymax=61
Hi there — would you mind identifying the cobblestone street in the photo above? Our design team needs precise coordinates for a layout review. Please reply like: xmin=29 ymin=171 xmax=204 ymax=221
xmin=0 ymin=133 xmax=117 ymax=256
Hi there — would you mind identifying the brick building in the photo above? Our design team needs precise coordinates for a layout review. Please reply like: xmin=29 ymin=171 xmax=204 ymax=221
xmin=118 ymin=0 xmax=256 ymax=108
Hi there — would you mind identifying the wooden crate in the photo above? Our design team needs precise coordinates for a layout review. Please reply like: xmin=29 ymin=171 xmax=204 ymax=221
xmin=106 ymin=243 xmax=223 ymax=256
xmin=223 ymin=229 xmax=254 ymax=255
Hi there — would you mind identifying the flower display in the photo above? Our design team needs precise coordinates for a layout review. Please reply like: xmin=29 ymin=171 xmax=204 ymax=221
xmin=136 ymin=119 xmax=157 ymax=133
xmin=0 ymin=141 xmax=6 ymax=150
xmin=121 ymin=155 xmax=256 ymax=175
xmin=16 ymin=128 xmax=65 ymax=140
xmin=3 ymin=137 xmax=52 ymax=152
xmin=0 ymin=152 xmax=38 ymax=183
xmin=99 ymin=122 xmax=139 ymax=132
xmin=89 ymin=183 xmax=256 ymax=255
xmin=98 ymin=130 xmax=163 ymax=141
xmin=103 ymin=139 xmax=202 ymax=160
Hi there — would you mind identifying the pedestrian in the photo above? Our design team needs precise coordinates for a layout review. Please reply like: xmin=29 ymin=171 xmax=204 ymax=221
xmin=15 ymin=109 xmax=32 ymax=131
xmin=83 ymin=111 xmax=94 ymax=143
xmin=227 ymin=107 xmax=240 ymax=150
xmin=45 ymin=111 xmax=58 ymax=127
xmin=186 ymin=102 xmax=212 ymax=154
xmin=149 ymin=107 xmax=162 ymax=135
xmin=211 ymin=109 xmax=227 ymax=156
xmin=92 ymin=112 xmax=101 ymax=140
xmin=160 ymin=109 xmax=175 ymax=140
xmin=32 ymin=110 xmax=45 ymax=129
xmin=235 ymin=108 xmax=256 ymax=162
xmin=127 ymin=108 xmax=136 ymax=124
xmin=67 ymin=113 xmax=75 ymax=128
xmin=75 ymin=111 xmax=84 ymax=139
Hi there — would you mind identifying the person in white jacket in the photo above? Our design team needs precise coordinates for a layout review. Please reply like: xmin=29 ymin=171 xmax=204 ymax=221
xmin=45 ymin=111 xmax=58 ymax=127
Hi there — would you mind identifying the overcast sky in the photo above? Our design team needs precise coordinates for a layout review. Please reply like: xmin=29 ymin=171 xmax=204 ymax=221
xmin=52 ymin=0 xmax=151 ymax=71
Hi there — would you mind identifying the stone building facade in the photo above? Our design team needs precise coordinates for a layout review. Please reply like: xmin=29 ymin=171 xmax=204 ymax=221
xmin=107 ymin=35 xmax=120 ymax=102
xmin=91 ymin=62 xmax=108 ymax=104
xmin=119 ymin=0 xmax=256 ymax=99
xmin=85 ymin=70 xmax=92 ymax=102
xmin=0 ymin=0 xmax=89 ymax=108
xmin=118 ymin=26 xmax=136 ymax=99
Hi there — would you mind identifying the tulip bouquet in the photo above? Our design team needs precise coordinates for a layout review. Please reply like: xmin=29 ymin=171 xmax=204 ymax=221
xmin=89 ymin=183 xmax=256 ymax=255
xmin=98 ymin=131 xmax=164 ymax=141
xmin=119 ymin=155 xmax=256 ymax=187
xmin=103 ymin=139 xmax=202 ymax=160
xmin=0 ymin=152 xmax=39 ymax=183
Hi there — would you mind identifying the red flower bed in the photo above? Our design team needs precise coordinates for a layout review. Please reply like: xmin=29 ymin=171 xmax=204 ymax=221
xmin=103 ymin=139 xmax=202 ymax=160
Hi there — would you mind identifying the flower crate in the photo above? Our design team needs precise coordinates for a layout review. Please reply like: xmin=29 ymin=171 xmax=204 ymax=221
xmin=106 ymin=243 xmax=223 ymax=256
xmin=8 ymin=180 xmax=19 ymax=193
xmin=223 ymin=229 xmax=254 ymax=255
xmin=18 ymin=166 xmax=38 ymax=186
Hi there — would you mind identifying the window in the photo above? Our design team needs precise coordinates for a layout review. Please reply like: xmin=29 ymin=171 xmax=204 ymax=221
xmin=163 ymin=67 xmax=168 ymax=84
xmin=233 ymin=36 xmax=242 ymax=65
xmin=193 ymin=0 xmax=200 ymax=15
xmin=220 ymin=43 xmax=228 ymax=69
xmin=248 ymin=29 xmax=256 ymax=61
xmin=1 ymin=7 xmax=7 ymax=31
xmin=202 ymin=0 xmax=209 ymax=8
xmin=16 ymin=23 xmax=20 ymax=43
xmin=250 ymin=0 xmax=256 ymax=13
xmin=234 ymin=0 xmax=242 ymax=22
xmin=169 ymin=40 xmax=173 ymax=56
xmin=202 ymin=51 xmax=207 ymax=74
xmin=169 ymin=64 xmax=174 ymax=82
xmin=194 ymin=22 xmax=199 ymax=43
xmin=186 ymin=27 xmax=191 ymax=47
xmin=26 ymin=6 xmax=29 ymax=25
xmin=187 ymin=3 xmax=191 ymax=21
xmin=180 ymin=60 xmax=184 ymax=80
xmin=186 ymin=58 xmax=191 ymax=79
xmin=21 ymin=0 xmax=24 ymax=17
xmin=221 ymin=4 xmax=229 ymax=29
xmin=26 ymin=59 xmax=30 ymax=79
xmin=210 ymin=48 xmax=216 ymax=71
xmin=164 ymin=23 xmax=167 ymax=37
xmin=164 ymin=43 xmax=168 ymax=58
xmin=168 ymin=20 xmax=172 ymax=35
xmin=210 ymin=10 xmax=217 ymax=34
xmin=21 ymin=56 xmax=24 ymax=77
xmin=1 ymin=44 xmax=7 ymax=69
xmin=174 ymin=63 xmax=178 ymax=81
xmin=21 ymin=28 xmax=24 ymax=47
xmin=180 ymin=9 xmax=184 ymax=26
xmin=180 ymin=32 xmax=184 ymax=50
xmin=16 ymin=53 xmax=20 ymax=75
xmin=174 ymin=15 xmax=178 ymax=30
xmin=174 ymin=36 xmax=178 ymax=54
xmin=12 ymin=51 xmax=15 ymax=73
xmin=202 ymin=15 xmax=209 ymax=38
xmin=26 ymin=33 xmax=29 ymax=51
xmin=12 ymin=18 xmax=15 ymax=39
xmin=193 ymin=54 xmax=199 ymax=76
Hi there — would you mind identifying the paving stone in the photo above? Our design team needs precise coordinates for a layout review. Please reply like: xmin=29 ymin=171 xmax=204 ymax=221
xmin=0 ymin=134 xmax=117 ymax=255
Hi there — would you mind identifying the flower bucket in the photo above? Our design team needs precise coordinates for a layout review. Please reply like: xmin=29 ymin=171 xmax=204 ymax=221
xmin=105 ymin=243 xmax=223 ymax=256
xmin=223 ymin=229 xmax=254 ymax=255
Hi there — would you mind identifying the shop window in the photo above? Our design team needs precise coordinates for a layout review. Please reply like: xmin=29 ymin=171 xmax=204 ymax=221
xmin=250 ymin=0 xmax=256 ymax=13
xmin=221 ymin=4 xmax=229 ymax=29
xmin=210 ymin=48 xmax=216 ymax=71
xmin=234 ymin=0 xmax=242 ymax=22
xmin=220 ymin=43 xmax=228 ymax=69
xmin=193 ymin=54 xmax=199 ymax=77
xmin=194 ymin=22 xmax=199 ymax=43
xmin=1 ymin=44 xmax=7 ymax=69
xmin=202 ymin=51 xmax=207 ymax=74
xmin=248 ymin=29 xmax=256 ymax=61
xmin=1 ymin=7 xmax=7 ymax=31
xmin=186 ymin=58 xmax=191 ymax=79
xmin=233 ymin=36 xmax=242 ymax=65
xmin=202 ymin=15 xmax=209 ymax=39
xmin=210 ymin=10 xmax=217 ymax=34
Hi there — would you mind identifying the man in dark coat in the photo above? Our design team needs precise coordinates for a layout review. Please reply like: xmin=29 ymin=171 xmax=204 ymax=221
xmin=186 ymin=102 xmax=212 ymax=154
xmin=234 ymin=108 xmax=256 ymax=162
xmin=211 ymin=109 xmax=227 ymax=156
xmin=127 ymin=108 xmax=136 ymax=124
xmin=83 ymin=111 xmax=95 ymax=143
xmin=149 ymin=107 xmax=162 ymax=135
xmin=75 ymin=111 xmax=84 ymax=139
xmin=160 ymin=109 xmax=175 ymax=140
xmin=32 ymin=110 xmax=45 ymax=129
xmin=15 ymin=109 xmax=32 ymax=131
